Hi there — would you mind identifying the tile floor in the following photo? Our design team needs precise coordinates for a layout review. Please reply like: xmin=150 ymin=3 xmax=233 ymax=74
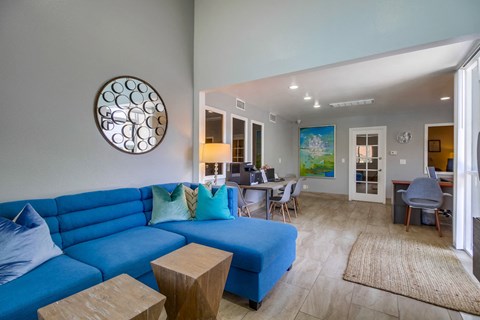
xmin=215 ymin=192 xmax=480 ymax=320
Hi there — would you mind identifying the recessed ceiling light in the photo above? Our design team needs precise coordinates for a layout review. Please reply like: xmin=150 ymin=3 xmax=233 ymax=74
xmin=329 ymin=98 xmax=374 ymax=108
xmin=304 ymin=94 xmax=312 ymax=101
xmin=313 ymin=101 xmax=321 ymax=108
xmin=440 ymin=96 xmax=451 ymax=101
xmin=289 ymin=84 xmax=299 ymax=90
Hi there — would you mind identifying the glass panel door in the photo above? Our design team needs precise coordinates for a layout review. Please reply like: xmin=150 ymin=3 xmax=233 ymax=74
xmin=355 ymin=134 xmax=379 ymax=196
xmin=349 ymin=127 xmax=386 ymax=203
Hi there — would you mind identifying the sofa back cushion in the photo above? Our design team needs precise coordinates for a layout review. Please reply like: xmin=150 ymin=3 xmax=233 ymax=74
xmin=56 ymin=188 xmax=145 ymax=249
xmin=0 ymin=198 xmax=62 ymax=248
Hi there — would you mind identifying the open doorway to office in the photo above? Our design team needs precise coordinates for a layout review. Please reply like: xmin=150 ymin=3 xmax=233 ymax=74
xmin=424 ymin=123 xmax=454 ymax=175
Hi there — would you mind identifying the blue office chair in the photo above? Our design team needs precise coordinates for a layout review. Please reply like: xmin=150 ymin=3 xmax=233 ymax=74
xmin=397 ymin=177 xmax=451 ymax=237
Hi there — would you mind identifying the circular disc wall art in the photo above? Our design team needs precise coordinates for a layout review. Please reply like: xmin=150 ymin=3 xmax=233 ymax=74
xmin=94 ymin=76 xmax=168 ymax=154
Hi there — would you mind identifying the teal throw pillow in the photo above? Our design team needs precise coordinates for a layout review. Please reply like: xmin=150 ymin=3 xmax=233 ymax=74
xmin=150 ymin=184 xmax=191 ymax=224
xmin=196 ymin=184 xmax=234 ymax=220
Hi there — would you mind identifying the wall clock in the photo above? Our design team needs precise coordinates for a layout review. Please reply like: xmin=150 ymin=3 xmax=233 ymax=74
xmin=396 ymin=131 xmax=412 ymax=144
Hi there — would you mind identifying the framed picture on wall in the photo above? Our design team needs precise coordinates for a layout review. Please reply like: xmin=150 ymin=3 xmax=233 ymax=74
xmin=428 ymin=139 xmax=441 ymax=152
xmin=299 ymin=125 xmax=336 ymax=178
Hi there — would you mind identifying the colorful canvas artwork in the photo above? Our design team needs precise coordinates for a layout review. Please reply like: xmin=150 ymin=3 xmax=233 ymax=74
xmin=299 ymin=125 xmax=335 ymax=178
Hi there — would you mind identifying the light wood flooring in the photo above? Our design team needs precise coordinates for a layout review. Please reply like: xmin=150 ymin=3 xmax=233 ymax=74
xmin=215 ymin=192 xmax=480 ymax=320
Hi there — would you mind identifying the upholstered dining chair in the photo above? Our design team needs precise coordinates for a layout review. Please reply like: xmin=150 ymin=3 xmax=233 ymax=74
xmin=397 ymin=177 xmax=451 ymax=237
xmin=290 ymin=177 xmax=306 ymax=217
xmin=226 ymin=181 xmax=254 ymax=217
xmin=269 ymin=180 xmax=295 ymax=223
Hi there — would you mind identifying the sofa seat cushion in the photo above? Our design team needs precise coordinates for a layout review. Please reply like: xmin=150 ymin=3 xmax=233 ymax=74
xmin=152 ymin=218 xmax=297 ymax=273
xmin=0 ymin=255 xmax=102 ymax=320
xmin=64 ymin=226 xmax=186 ymax=280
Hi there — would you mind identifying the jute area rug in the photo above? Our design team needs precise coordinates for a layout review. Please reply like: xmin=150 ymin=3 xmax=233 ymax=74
xmin=344 ymin=233 xmax=480 ymax=315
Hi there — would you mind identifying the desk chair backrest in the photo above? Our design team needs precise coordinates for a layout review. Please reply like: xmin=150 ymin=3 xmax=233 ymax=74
xmin=402 ymin=177 xmax=444 ymax=208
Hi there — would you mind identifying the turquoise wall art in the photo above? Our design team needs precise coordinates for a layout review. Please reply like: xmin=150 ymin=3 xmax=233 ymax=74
xmin=299 ymin=125 xmax=335 ymax=178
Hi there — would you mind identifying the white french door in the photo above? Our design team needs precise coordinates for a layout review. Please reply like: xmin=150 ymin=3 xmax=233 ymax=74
xmin=349 ymin=126 xmax=387 ymax=203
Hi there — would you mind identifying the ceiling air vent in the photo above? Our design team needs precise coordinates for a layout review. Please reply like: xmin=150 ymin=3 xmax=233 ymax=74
xmin=269 ymin=113 xmax=277 ymax=123
xmin=236 ymin=98 xmax=246 ymax=111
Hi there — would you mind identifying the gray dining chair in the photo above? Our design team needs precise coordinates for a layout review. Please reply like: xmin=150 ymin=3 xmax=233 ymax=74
xmin=397 ymin=177 xmax=451 ymax=237
xmin=226 ymin=181 xmax=254 ymax=217
xmin=269 ymin=180 xmax=295 ymax=223
xmin=290 ymin=177 xmax=306 ymax=217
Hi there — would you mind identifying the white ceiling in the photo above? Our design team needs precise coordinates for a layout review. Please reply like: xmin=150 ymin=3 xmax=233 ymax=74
xmin=211 ymin=39 xmax=478 ymax=121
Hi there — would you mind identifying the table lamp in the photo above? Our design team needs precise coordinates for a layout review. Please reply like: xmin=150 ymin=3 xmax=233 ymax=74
xmin=202 ymin=143 xmax=231 ymax=185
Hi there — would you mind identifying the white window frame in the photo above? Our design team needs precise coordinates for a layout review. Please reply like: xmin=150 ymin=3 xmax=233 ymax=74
xmin=201 ymin=105 xmax=227 ymax=182
xmin=231 ymin=114 xmax=249 ymax=163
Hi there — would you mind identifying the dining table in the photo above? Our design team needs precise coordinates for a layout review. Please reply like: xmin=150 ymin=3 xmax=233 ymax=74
xmin=241 ymin=179 xmax=294 ymax=220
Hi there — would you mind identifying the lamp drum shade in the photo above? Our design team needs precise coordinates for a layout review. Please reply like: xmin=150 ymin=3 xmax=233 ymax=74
xmin=202 ymin=143 xmax=231 ymax=163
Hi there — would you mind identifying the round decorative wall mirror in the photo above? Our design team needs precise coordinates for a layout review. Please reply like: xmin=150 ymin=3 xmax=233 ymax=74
xmin=94 ymin=76 xmax=168 ymax=154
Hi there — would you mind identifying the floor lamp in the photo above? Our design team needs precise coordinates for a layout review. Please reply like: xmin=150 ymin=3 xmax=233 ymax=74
xmin=202 ymin=143 xmax=231 ymax=185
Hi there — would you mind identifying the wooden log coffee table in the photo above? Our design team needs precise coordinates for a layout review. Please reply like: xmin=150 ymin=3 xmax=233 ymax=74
xmin=37 ymin=274 xmax=166 ymax=320
xmin=151 ymin=243 xmax=233 ymax=320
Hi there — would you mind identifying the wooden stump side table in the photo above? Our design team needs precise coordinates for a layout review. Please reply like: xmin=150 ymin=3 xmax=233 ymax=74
xmin=150 ymin=243 xmax=233 ymax=320
xmin=37 ymin=274 xmax=166 ymax=320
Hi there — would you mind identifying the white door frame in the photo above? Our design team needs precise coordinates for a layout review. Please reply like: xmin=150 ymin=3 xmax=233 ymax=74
xmin=349 ymin=126 xmax=387 ymax=204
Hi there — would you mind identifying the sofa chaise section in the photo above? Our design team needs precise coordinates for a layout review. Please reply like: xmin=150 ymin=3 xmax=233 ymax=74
xmin=152 ymin=218 xmax=297 ymax=308
xmin=142 ymin=183 xmax=297 ymax=309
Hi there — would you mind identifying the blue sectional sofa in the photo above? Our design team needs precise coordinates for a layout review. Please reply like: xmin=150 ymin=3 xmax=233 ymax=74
xmin=0 ymin=183 xmax=297 ymax=320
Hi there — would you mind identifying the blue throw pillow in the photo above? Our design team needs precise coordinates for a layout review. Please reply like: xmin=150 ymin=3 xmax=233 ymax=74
xmin=0 ymin=204 xmax=62 ymax=285
xmin=196 ymin=184 xmax=234 ymax=220
xmin=150 ymin=184 xmax=191 ymax=224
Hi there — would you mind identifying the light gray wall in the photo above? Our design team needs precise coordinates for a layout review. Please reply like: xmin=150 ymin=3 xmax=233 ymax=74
xmin=297 ymin=105 xmax=454 ymax=198
xmin=0 ymin=0 xmax=194 ymax=202
xmin=205 ymin=92 xmax=297 ymax=177
xmin=192 ymin=0 xmax=480 ymax=180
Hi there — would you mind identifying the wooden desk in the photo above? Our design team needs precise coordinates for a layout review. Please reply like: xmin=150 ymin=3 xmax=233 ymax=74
xmin=242 ymin=179 xmax=292 ymax=220
xmin=391 ymin=180 xmax=453 ymax=225
xmin=151 ymin=243 xmax=232 ymax=320
xmin=37 ymin=274 xmax=165 ymax=320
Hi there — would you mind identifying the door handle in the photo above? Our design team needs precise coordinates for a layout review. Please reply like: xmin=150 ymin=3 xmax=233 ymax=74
xmin=378 ymin=169 xmax=382 ymax=172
